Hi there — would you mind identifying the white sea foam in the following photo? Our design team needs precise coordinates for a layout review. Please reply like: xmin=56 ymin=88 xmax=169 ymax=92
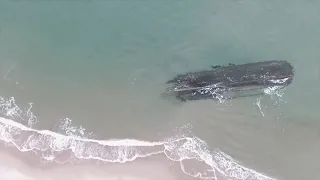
xmin=0 ymin=96 xmax=276 ymax=180
xmin=253 ymin=80 xmax=289 ymax=116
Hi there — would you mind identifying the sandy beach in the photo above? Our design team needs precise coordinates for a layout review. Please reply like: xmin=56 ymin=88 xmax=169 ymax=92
xmin=0 ymin=149 xmax=180 ymax=180
xmin=1 ymin=0 xmax=320 ymax=179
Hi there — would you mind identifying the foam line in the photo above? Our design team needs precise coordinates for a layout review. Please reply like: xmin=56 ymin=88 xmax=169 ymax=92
xmin=0 ymin=117 xmax=276 ymax=180
xmin=0 ymin=96 xmax=276 ymax=180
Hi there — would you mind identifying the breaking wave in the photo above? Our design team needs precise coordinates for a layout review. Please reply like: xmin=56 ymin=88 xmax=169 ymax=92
xmin=0 ymin=96 xmax=276 ymax=180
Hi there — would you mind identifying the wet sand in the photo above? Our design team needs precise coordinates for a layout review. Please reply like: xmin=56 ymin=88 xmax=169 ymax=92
xmin=0 ymin=148 xmax=180 ymax=180
xmin=1 ymin=1 xmax=320 ymax=180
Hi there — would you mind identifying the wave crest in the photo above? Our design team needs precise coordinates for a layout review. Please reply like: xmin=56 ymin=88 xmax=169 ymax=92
xmin=0 ymin=96 xmax=276 ymax=180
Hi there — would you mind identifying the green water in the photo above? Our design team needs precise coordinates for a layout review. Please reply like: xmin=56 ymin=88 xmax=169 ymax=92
xmin=0 ymin=1 xmax=320 ymax=179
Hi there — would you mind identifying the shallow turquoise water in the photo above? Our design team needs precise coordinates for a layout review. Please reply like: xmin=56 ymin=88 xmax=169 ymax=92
xmin=0 ymin=1 xmax=320 ymax=180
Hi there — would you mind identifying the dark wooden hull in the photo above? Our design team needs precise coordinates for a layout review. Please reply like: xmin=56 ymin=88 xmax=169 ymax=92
xmin=164 ymin=60 xmax=294 ymax=102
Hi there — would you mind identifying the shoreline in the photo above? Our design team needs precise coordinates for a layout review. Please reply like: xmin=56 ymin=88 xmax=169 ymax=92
xmin=0 ymin=146 xmax=185 ymax=180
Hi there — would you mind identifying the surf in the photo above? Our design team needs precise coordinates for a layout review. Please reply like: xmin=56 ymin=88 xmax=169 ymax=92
xmin=0 ymin=96 xmax=276 ymax=180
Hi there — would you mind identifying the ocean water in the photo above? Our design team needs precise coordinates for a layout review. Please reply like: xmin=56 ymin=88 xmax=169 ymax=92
xmin=0 ymin=1 xmax=320 ymax=180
